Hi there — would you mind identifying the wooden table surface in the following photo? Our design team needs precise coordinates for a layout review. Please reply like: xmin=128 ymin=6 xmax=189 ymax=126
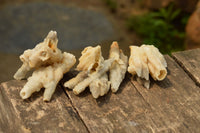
xmin=0 ymin=49 xmax=200 ymax=133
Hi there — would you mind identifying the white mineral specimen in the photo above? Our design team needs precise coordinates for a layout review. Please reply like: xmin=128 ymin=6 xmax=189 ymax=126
xmin=109 ymin=41 xmax=128 ymax=92
xmin=14 ymin=31 xmax=76 ymax=101
xmin=64 ymin=45 xmax=114 ymax=98
xmin=128 ymin=45 xmax=167 ymax=89
xmin=141 ymin=45 xmax=167 ymax=81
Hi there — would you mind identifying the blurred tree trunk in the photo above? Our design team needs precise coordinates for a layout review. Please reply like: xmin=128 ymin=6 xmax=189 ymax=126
xmin=145 ymin=0 xmax=198 ymax=13
xmin=185 ymin=1 xmax=200 ymax=49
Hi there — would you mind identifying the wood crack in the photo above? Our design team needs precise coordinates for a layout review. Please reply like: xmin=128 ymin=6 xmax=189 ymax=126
xmin=61 ymin=85 xmax=90 ymax=133
xmin=171 ymin=55 xmax=200 ymax=87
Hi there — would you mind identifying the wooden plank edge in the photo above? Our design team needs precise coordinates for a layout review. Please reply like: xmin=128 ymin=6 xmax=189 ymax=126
xmin=0 ymin=84 xmax=30 ymax=133
xmin=171 ymin=54 xmax=200 ymax=87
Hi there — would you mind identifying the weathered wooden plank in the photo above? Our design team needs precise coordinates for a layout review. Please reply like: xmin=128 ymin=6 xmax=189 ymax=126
xmin=131 ymin=55 xmax=200 ymax=132
xmin=0 ymin=80 xmax=88 ymax=133
xmin=63 ymin=72 xmax=168 ymax=133
xmin=172 ymin=48 xmax=200 ymax=86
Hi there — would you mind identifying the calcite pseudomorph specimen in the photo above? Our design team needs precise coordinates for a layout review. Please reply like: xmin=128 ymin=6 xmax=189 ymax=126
xmin=64 ymin=42 xmax=128 ymax=98
xmin=14 ymin=31 xmax=76 ymax=101
xmin=128 ymin=44 xmax=167 ymax=89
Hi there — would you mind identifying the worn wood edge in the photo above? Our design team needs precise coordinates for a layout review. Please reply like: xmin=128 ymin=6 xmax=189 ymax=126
xmin=172 ymin=50 xmax=200 ymax=87
xmin=0 ymin=82 xmax=30 ymax=133
xmin=0 ymin=80 xmax=89 ymax=133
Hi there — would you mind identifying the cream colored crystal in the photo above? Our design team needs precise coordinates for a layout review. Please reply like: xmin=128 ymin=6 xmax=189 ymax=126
xmin=128 ymin=46 xmax=149 ymax=80
xmin=14 ymin=31 xmax=76 ymax=101
xmin=109 ymin=41 xmax=128 ymax=92
xmin=64 ymin=71 xmax=88 ymax=89
xmin=141 ymin=45 xmax=167 ymax=81
xmin=128 ymin=45 xmax=167 ymax=89
xmin=76 ymin=45 xmax=104 ymax=73
xmin=64 ymin=45 xmax=114 ymax=98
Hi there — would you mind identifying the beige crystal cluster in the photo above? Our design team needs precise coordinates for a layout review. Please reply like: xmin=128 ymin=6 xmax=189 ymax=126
xmin=128 ymin=45 xmax=167 ymax=89
xmin=64 ymin=42 xmax=128 ymax=98
xmin=14 ymin=31 xmax=76 ymax=101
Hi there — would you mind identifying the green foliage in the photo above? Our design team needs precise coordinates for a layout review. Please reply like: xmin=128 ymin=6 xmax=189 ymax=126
xmin=127 ymin=3 xmax=189 ymax=54
xmin=103 ymin=0 xmax=117 ymax=12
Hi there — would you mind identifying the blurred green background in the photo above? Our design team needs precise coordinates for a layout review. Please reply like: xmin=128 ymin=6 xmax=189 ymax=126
xmin=0 ymin=0 xmax=199 ymax=82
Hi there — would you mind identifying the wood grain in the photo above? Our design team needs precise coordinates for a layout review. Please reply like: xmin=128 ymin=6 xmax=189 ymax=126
xmin=0 ymin=80 xmax=88 ymax=133
xmin=131 ymin=55 xmax=200 ymax=132
xmin=172 ymin=48 xmax=200 ymax=86
xmin=0 ymin=82 xmax=24 ymax=133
